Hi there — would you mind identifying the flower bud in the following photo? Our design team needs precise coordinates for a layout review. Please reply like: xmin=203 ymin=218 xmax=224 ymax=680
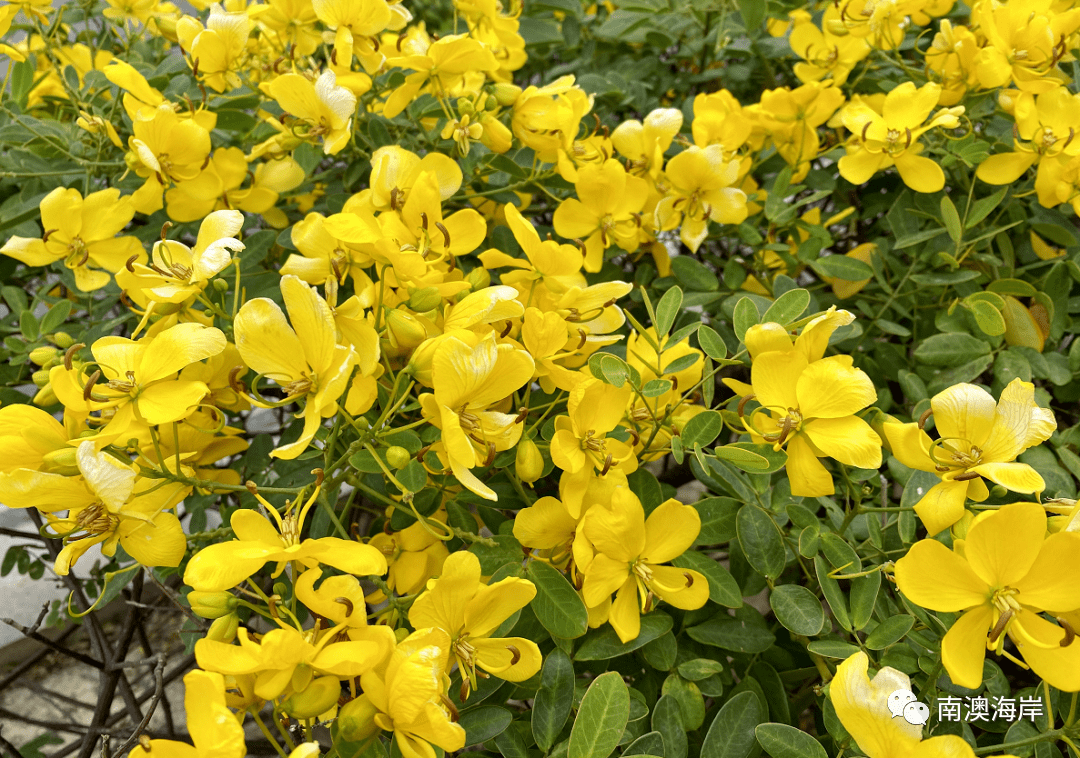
xmin=29 ymin=346 xmax=59 ymax=366
xmin=515 ymin=438 xmax=544 ymax=484
xmin=337 ymin=694 xmax=382 ymax=743
xmin=42 ymin=447 xmax=78 ymax=475
xmin=385 ymin=309 xmax=427 ymax=351
xmin=33 ymin=385 xmax=57 ymax=406
xmin=824 ymin=18 xmax=849 ymax=35
xmin=407 ymin=287 xmax=442 ymax=313
xmin=950 ymin=510 xmax=974 ymax=541
xmin=188 ymin=590 xmax=239 ymax=619
xmin=405 ymin=335 xmax=445 ymax=387
xmin=212 ymin=278 xmax=229 ymax=292
xmin=281 ymin=676 xmax=341 ymax=720
xmin=32 ymin=369 xmax=51 ymax=387
xmin=386 ymin=446 xmax=410 ymax=470
xmin=152 ymin=14 xmax=179 ymax=41
xmin=492 ymin=82 xmax=522 ymax=106
xmin=206 ymin=613 xmax=239 ymax=643
xmin=467 ymin=267 xmax=491 ymax=291
xmin=51 ymin=332 xmax=74 ymax=349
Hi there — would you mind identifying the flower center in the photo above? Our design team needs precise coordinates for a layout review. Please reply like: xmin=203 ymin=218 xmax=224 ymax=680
xmin=75 ymin=503 xmax=119 ymax=535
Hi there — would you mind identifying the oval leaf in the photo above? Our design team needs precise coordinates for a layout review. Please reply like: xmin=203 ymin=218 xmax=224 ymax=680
xmin=702 ymin=691 xmax=765 ymax=758
xmin=755 ymin=723 xmax=829 ymax=758
xmin=527 ymin=560 xmax=589 ymax=639
xmin=568 ymin=671 xmax=630 ymax=758
xmin=769 ymin=585 xmax=825 ymax=636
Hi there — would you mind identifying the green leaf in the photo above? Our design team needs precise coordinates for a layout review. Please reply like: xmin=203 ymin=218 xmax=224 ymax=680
xmin=970 ymin=300 xmax=1006 ymax=336
xmin=671 ymin=256 xmax=719 ymax=291
xmin=940 ymin=196 xmax=962 ymax=243
xmin=810 ymin=256 xmax=874 ymax=281
xmin=733 ymin=297 xmax=760 ymax=342
xmin=654 ymin=286 xmax=683 ymax=337
xmin=39 ymin=300 xmax=72 ymax=335
xmin=672 ymin=551 xmax=743 ymax=608
xmin=909 ymin=270 xmax=981 ymax=286
xmin=624 ymin=732 xmax=665 ymax=756
xmin=913 ymin=333 xmax=991 ymax=367
xmin=849 ymin=571 xmax=881 ymax=631
xmin=694 ymin=497 xmax=739 ymax=544
xmin=469 ymin=534 xmax=524 ymax=576
xmin=716 ymin=443 xmax=788 ymax=474
xmin=589 ymin=353 xmax=630 ymax=388
xmin=652 ymin=695 xmax=687 ymax=758
xmin=687 ymin=615 xmax=775 ymax=653
xmin=807 ymin=639 xmax=861 ymax=658
xmin=641 ymin=379 xmax=673 ymax=397
xmin=460 ymin=706 xmax=512 ymax=746
xmin=737 ymin=0 xmax=765 ymax=29
xmin=736 ymin=505 xmax=786 ymax=579
xmin=864 ymin=615 xmax=915 ymax=650
xmin=396 ymin=460 xmax=427 ymax=493
xmin=987 ymin=278 xmax=1038 ymax=297
xmin=678 ymin=659 xmax=725 ymax=681
xmin=568 ymin=671 xmax=630 ymax=758
xmin=701 ymin=691 xmax=765 ymax=758
xmin=761 ymin=289 xmax=809 ymax=326
xmin=755 ymin=723 xmax=828 ymax=758
xmin=697 ymin=325 xmax=729 ymax=361
xmin=966 ymin=187 xmax=1008 ymax=229
xmin=533 ymin=649 xmax=575 ymax=751
xmin=769 ymin=585 xmax=825 ymax=636
xmin=527 ymin=561 xmax=589 ymax=639
xmin=575 ymin=612 xmax=673 ymax=660
xmin=662 ymin=352 xmax=701 ymax=375
xmin=894 ymin=227 xmax=948 ymax=250
xmin=815 ymin=556 xmax=851 ymax=632
xmin=494 ymin=726 xmax=530 ymax=758
xmin=681 ymin=410 xmax=723 ymax=448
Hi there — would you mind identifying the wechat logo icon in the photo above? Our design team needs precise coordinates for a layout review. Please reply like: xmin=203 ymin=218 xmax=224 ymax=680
xmin=889 ymin=689 xmax=930 ymax=726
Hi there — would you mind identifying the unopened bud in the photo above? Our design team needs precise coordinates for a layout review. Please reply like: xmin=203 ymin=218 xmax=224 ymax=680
xmin=386 ymin=446 xmax=410 ymax=470
xmin=206 ymin=613 xmax=239 ymax=643
xmin=385 ymin=308 xmax=428 ymax=351
xmin=51 ymin=332 xmax=74 ymax=349
xmin=337 ymin=694 xmax=381 ymax=742
xmin=282 ymin=676 xmax=341 ymax=720
xmin=42 ymin=447 xmax=78 ymax=475
xmin=32 ymin=385 xmax=57 ymax=406
xmin=188 ymin=590 xmax=239 ymax=619
xmin=152 ymin=14 xmax=179 ymax=41
xmin=515 ymin=438 xmax=544 ymax=484
xmin=408 ymin=286 xmax=442 ymax=313
xmin=212 ymin=278 xmax=229 ymax=292
xmin=824 ymin=18 xmax=849 ymax=35
xmin=950 ymin=510 xmax=975 ymax=541
xmin=32 ymin=369 xmax=51 ymax=387
xmin=405 ymin=335 xmax=443 ymax=387
xmin=467 ymin=267 xmax=491 ymax=291
xmin=30 ymin=346 xmax=59 ymax=366
xmin=492 ymin=82 xmax=522 ymax=107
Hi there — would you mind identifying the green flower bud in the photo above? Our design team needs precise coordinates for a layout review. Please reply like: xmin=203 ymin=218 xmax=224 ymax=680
xmin=408 ymin=287 xmax=442 ymax=313
xmin=492 ymin=82 xmax=522 ymax=106
xmin=51 ymin=332 xmax=74 ymax=349
xmin=206 ymin=614 xmax=239 ymax=643
xmin=467 ymin=267 xmax=491 ymax=291
xmin=281 ymin=676 xmax=341 ymax=720
xmin=29 ymin=346 xmax=59 ymax=366
xmin=32 ymin=369 xmax=51 ymax=387
xmin=337 ymin=694 xmax=382 ymax=743
xmin=386 ymin=446 xmax=411 ymax=470
xmin=188 ymin=590 xmax=239 ymax=619
xmin=212 ymin=278 xmax=230 ymax=292
xmin=41 ymin=447 xmax=79 ymax=475
xmin=385 ymin=308 xmax=428 ymax=351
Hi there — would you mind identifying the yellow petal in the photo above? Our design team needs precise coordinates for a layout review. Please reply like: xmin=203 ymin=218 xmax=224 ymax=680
xmin=466 ymin=577 xmax=537 ymax=637
xmin=964 ymin=501 xmax=1046 ymax=588
xmin=744 ymin=323 xmax=793 ymax=359
xmin=183 ymin=670 xmax=245 ymax=758
xmin=975 ymin=151 xmax=1037 ymax=184
xmin=647 ymin=565 xmax=710 ymax=610
xmin=894 ymin=539 xmax=988 ymax=612
xmin=139 ymin=323 xmax=227 ymax=383
xmin=786 ymin=435 xmax=834 ymax=497
xmin=642 ymin=499 xmax=700 ymax=563
xmin=513 ymin=497 xmax=577 ymax=550
xmin=234 ymin=298 xmax=306 ymax=383
xmin=1012 ymin=532 xmax=1080 ymax=611
xmin=281 ymin=275 xmax=337 ymax=376
xmin=912 ymin=735 xmax=980 ymax=758
xmin=119 ymin=512 xmax=186 ymax=568
xmin=796 ymin=356 xmax=876 ymax=419
xmin=183 ymin=541 xmax=277 ymax=592
xmin=409 ymin=550 xmax=479 ymax=635
xmin=751 ymin=350 xmax=806 ymax=411
xmin=794 ymin=307 xmax=855 ymax=363
xmin=300 ymin=538 xmax=388 ymax=578
xmin=1009 ymin=609 xmax=1080 ymax=692
xmin=829 ymin=652 xmax=922 ymax=758
xmin=982 ymin=379 xmax=1056 ymax=461
xmin=581 ymin=487 xmax=646 ymax=562
xmin=969 ymin=462 xmax=1044 ymax=494
xmin=803 ymin=416 xmax=882 ymax=469
xmin=582 ymin=554 xmax=632 ymax=608
xmin=893 ymin=153 xmax=945 ymax=194
xmin=568 ymin=379 xmax=632 ymax=437
xmin=609 ymin=576 xmax=641 ymax=643
xmin=882 ymin=421 xmax=938 ymax=472
xmin=930 ymin=383 xmax=997 ymax=448
xmin=0 ymin=469 xmax=91 ymax=511
xmin=135 ymin=380 xmax=210 ymax=425
xmin=940 ymin=604 xmax=993 ymax=689
xmin=472 ymin=637 xmax=542 ymax=681
xmin=913 ymin=480 xmax=969 ymax=537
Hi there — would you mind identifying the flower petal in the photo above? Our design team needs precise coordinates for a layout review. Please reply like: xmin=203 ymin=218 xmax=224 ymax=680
xmin=1009 ymin=609 xmax=1080 ymax=692
xmin=751 ymin=350 xmax=807 ymax=411
xmin=280 ymin=275 xmax=337 ymax=377
xmin=119 ymin=512 xmax=186 ymax=568
xmin=465 ymin=577 xmax=537 ymax=638
xmin=964 ymin=501 xmax=1046 ymax=588
xmin=969 ymin=462 xmax=1044 ymax=494
xmin=609 ymin=576 xmax=641 ymax=643
xmin=409 ymin=550 xmax=478 ymax=635
xmin=582 ymin=554 xmax=631 ymax=608
xmin=803 ymin=416 xmax=882 ymax=469
xmin=786 ymin=434 xmax=834 ymax=497
xmin=234 ymin=298 xmax=306 ymax=383
xmin=1012 ymin=532 xmax=1080 ymax=611
xmin=796 ymin=356 xmax=876 ymax=419
xmin=894 ymin=539 xmax=988 ymax=612
xmin=647 ymin=565 xmax=710 ymax=610
xmin=930 ymin=383 xmax=997 ymax=448
xmin=472 ymin=637 xmax=542 ymax=681
xmin=940 ymin=604 xmax=993 ymax=689
xmin=913 ymin=480 xmax=969 ymax=537
xmin=642 ymin=499 xmax=700 ymax=564
xmin=829 ymin=652 xmax=923 ymax=758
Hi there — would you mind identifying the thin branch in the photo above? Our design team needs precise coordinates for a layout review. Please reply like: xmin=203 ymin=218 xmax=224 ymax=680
xmin=0 ymin=617 xmax=105 ymax=670
xmin=110 ymin=654 xmax=166 ymax=757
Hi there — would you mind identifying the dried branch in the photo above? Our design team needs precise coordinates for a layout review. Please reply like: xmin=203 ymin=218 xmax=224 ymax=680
xmin=109 ymin=654 xmax=166 ymax=758
xmin=0 ymin=617 xmax=105 ymax=671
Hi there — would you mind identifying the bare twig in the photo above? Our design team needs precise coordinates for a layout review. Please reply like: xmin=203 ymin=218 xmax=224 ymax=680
xmin=110 ymin=654 xmax=166 ymax=757
xmin=0 ymin=617 xmax=105 ymax=671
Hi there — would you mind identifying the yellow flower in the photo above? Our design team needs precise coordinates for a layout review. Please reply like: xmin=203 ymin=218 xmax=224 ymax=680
xmin=0 ymin=6 xmax=26 ymax=61
xmin=183 ymin=477 xmax=388 ymax=591
xmin=553 ymin=159 xmax=649 ymax=272
xmin=520 ymin=307 xmax=588 ymax=394
xmin=0 ymin=404 xmax=74 ymax=475
xmin=478 ymin=204 xmax=586 ymax=299
xmin=895 ymin=502 xmax=1080 ymax=691
xmin=550 ymin=378 xmax=637 ymax=517
xmin=366 ymin=517 xmax=450 ymax=600
xmin=313 ymin=0 xmax=394 ymax=75
xmin=750 ymin=81 xmax=845 ymax=180
xmin=925 ymin=20 xmax=982 ymax=105
xmin=363 ymin=145 xmax=462 ymax=214
xmin=0 ymin=441 xmax=188 ymax=575
xmin=654 ymin=145 xmax=748 ymax=253
xmin=234 ymin=275 xmax=357 ymax=459
xmin=409 ymin=551 xmax=542 ymax=696
xmin=382 ymin=34 xmax=498 ymax=119
xmin=512 ymin=75 xmax=593 ymax=166
xmin=177 ymin=3 xmax=251 ymax=92
xmin=49 ymin=322 xmax=227 ymax=445
xmin=829 ymin=652 xmax=1013 ymax=758
xmin=196 ymin=623 xmax=394 ymax=702
xmin=165 ymin=148 xmax=305 ymax=224
xmin=839 ymin=82 xmax=963 ymax=193
xmin=441 ymin=113 xmax=483 ymax=156
xmin=971 ymin=0 xmax=1080 ymax=93
xmin=417 ymin=332 xmax=533 ymax=501
xmin=612 ymin=107 xmax=683 ymax=180
xmin=264 ymin=70 xmax=357 ymax=155
xmin=355 ymin=628 xmax=466 ymax=758
xmin=127 ymin=105 xmax=215 ymax=214
xmin=882 ymin=379 xmax=1056 ymax=536
xmin=0 ymin=187 xmax=143 ymax=292
xmin=579 ymin=487 xmax=709 ymax=643
xmin=788 ymin=7 xmax=870 ymax=85
xmin=129 ymin=671 xmax=246 ymax=758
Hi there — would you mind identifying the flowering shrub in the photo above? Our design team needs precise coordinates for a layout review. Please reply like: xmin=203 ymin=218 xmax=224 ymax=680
xmin=2 ymin=0 xmax=1080 ymax=757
